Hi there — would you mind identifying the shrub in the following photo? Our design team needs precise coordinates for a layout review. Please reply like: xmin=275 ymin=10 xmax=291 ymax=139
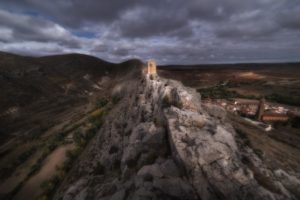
xmin=40 ymin=175 xmax=61 ymax=197
xmin=197 ymin=85 xmax=260 ymax=100
xmin=96 ymin=98 xmax=109 ymax=108
xmin=17 ymin=146 xmax=37 ymax=164
xmin=112 ymin=96 xmax=121 ymax=104
xmin=29 ymin=163 xmax=41 ymax=176
xmin=266 ymin=93 xmax=300 ymax=107
xmin=53 ymin=133 xmax=65 ymax=143
xmin=73 ymin=129 xmax=86 ymax=147
xmin=65 ymin=147 xmax=82 ymax=162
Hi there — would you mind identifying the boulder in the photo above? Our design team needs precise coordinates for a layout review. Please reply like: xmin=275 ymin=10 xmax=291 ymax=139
xmin=153 ymin=177 xmax=198 ymax=199
xmin=137 ymin=163 xmax=164 ymax=178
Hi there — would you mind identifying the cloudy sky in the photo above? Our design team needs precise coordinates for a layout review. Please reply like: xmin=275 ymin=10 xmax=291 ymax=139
xmin=0 ymin=0 xmax=300 ymax=64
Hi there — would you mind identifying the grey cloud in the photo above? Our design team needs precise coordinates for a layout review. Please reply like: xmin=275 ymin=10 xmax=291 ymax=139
xmin=0 ymin=41 xmax=66 ymax=56
xmin=112 ymin=47 xmax=131 ymax=56
xmin=215 ymin=6 xmax=282 ymax=39
xmin=216 ymin=20 xmax=279 ymax=39
xmin=278 ymin=4 xmax=300 ymax=30
xmin=0 ymin=0 xmax=299 ymax=64
xmin=116 ymin=6 xmax=191 ymax=38
xmin=1 ymin=0 xmax=142 ymax=28
xmin=0 ymin=10 xmax=82 ymax=48
xmin=91 ymin=44 xmax=110 ymax=53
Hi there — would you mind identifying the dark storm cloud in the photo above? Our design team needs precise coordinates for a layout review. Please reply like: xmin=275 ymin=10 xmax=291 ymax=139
xmin=277 ymin=3 xmax=300 ymax=30
xmin=0 ymin=0 xmax=299 ymax=64
xmin=215 ymin=10 xmax=279 ymax=39
xmin=112 ymin=47 xmax=133 ymax=57
xmin=1 ymin=0 xmax=150 ymax=27
xmin=0 ymin=9 xmax=82 ymax=48
xmin=116 ymin=6 xmax=192 ymax=38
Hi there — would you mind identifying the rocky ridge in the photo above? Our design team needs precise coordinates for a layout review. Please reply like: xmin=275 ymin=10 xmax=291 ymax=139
xmin=54 ymin=66 xmax=300 ymax=200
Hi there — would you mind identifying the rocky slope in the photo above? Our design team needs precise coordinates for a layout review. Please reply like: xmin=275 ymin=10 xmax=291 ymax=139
xmin=54 ymin=64 xmax=300 ymax=200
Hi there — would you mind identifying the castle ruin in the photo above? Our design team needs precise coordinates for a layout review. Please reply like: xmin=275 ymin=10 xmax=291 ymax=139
xmin=147 ymin=60 xmax=157 ymax=75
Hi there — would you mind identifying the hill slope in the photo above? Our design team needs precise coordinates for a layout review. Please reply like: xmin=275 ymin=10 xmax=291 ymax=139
xmin=1 ymin=52 xmax=299 ymax=200
xmin=0 ymin=52 xmax=142 ymax=143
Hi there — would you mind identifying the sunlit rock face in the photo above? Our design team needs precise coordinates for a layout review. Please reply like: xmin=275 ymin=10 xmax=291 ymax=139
xmin=54 ymin=65 xmax=300 ymax=200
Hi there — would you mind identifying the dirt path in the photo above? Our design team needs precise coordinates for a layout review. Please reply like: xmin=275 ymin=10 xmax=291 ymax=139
xmin=14 ymin=144 xmax=74 ymax=200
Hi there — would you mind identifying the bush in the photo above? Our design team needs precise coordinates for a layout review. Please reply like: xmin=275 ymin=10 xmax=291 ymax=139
xmin=53 ymin=133 xmax=65 ymax=143
xmin=40 ymin=175 xmax=61 ymax=197
xmin=37 ymin=96 xmax=112 ymax=199
xmin=198 ymin=85 xmax=260 ymax=100
xmin=96 ymin=98 xmax=109 ymax=108
xmin=39 ymin=147 xmax=83 ymax=199
xmin=29 ymin=163 xmax=41 ymax=176
xmin=73 ymin=129 xmax=86 ymax=147
xmin=66 ymin=147 xmax=81 ymax=161
xmin=73 ymin=128 xmax=96 ymax=148
xmin=112 ymin=96 xmax=121 ymax=104
xmin=266 ymin=93 xmax=300 ymax=107
xmin=17 ymin=146 xmax=37 ymax=164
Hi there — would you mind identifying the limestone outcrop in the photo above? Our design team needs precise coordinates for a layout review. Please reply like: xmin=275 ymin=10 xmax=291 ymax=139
xmin=54 ymin=67 xmax=300 ymax=200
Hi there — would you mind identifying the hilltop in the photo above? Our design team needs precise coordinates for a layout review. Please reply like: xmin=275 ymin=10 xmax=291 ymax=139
xmin=0 ymin=52 xmax=299 ymax=200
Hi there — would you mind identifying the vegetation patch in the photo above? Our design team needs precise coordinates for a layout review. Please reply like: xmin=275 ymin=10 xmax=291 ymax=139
xmin=0 ymin=146 xmax=37 ymax=180
xmin=36 ymin=101 xmax=111 ymax=200
xmin=198 ymin=83 xmax=300 ymax=107
xmin=96 ymin=98 xmax=109 ymax=108
xmin=265 ymin=93 xmax=300 ymax=107
xmin=198 ymin=85 xmax=258 ymax=100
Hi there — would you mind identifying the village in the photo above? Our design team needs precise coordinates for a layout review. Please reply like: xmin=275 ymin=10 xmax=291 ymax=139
xmin=152 ymin=59 xmax=300 ymax=132
xmin=203 ymin=97 xmax=300 ymax=131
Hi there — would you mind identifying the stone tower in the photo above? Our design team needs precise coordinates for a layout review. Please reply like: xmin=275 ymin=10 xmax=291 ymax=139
xmin=147 ymin=60 xmax=157 ymax=75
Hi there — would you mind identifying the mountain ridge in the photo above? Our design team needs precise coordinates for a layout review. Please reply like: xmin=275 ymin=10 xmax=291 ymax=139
xmin=53 ymin=71 xmax=300 ymax=200
xmin=0 ymin=51 xmax=300 ymax=199
xmin=0 ymin=51 xmax=143 ymax=144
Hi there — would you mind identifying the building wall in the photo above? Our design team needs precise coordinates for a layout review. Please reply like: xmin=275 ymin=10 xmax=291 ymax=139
xmin=262 ymin=115 xmax=289 ymax=122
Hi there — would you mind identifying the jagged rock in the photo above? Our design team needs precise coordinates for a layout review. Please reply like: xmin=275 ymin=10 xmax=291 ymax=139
xmin=62 ymin=178 xmax=88 ymax=200
xmin=54 ymin=68 xmax=300 ymax=200
xmin=121 ymin=144 xmax=142 ymax=168
xmin=160 ymin=159 xmax=181 ymax=177
xmin=137 ymin=163 xmax=164 ymax=178
xmin=110 ymin=189 xmax=127 ymax=200
xmin=274 ymin=169 xmax=300 ymax=199
xmin=153 ymin=177 xmax=198 ymax=199
xmin=166 ymin=106 xmax=206 ymax=128
xmin=131 ymin=187 xmax=155 ymax=200
xmin=204 ymin=103 xmax=227 ymax=121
